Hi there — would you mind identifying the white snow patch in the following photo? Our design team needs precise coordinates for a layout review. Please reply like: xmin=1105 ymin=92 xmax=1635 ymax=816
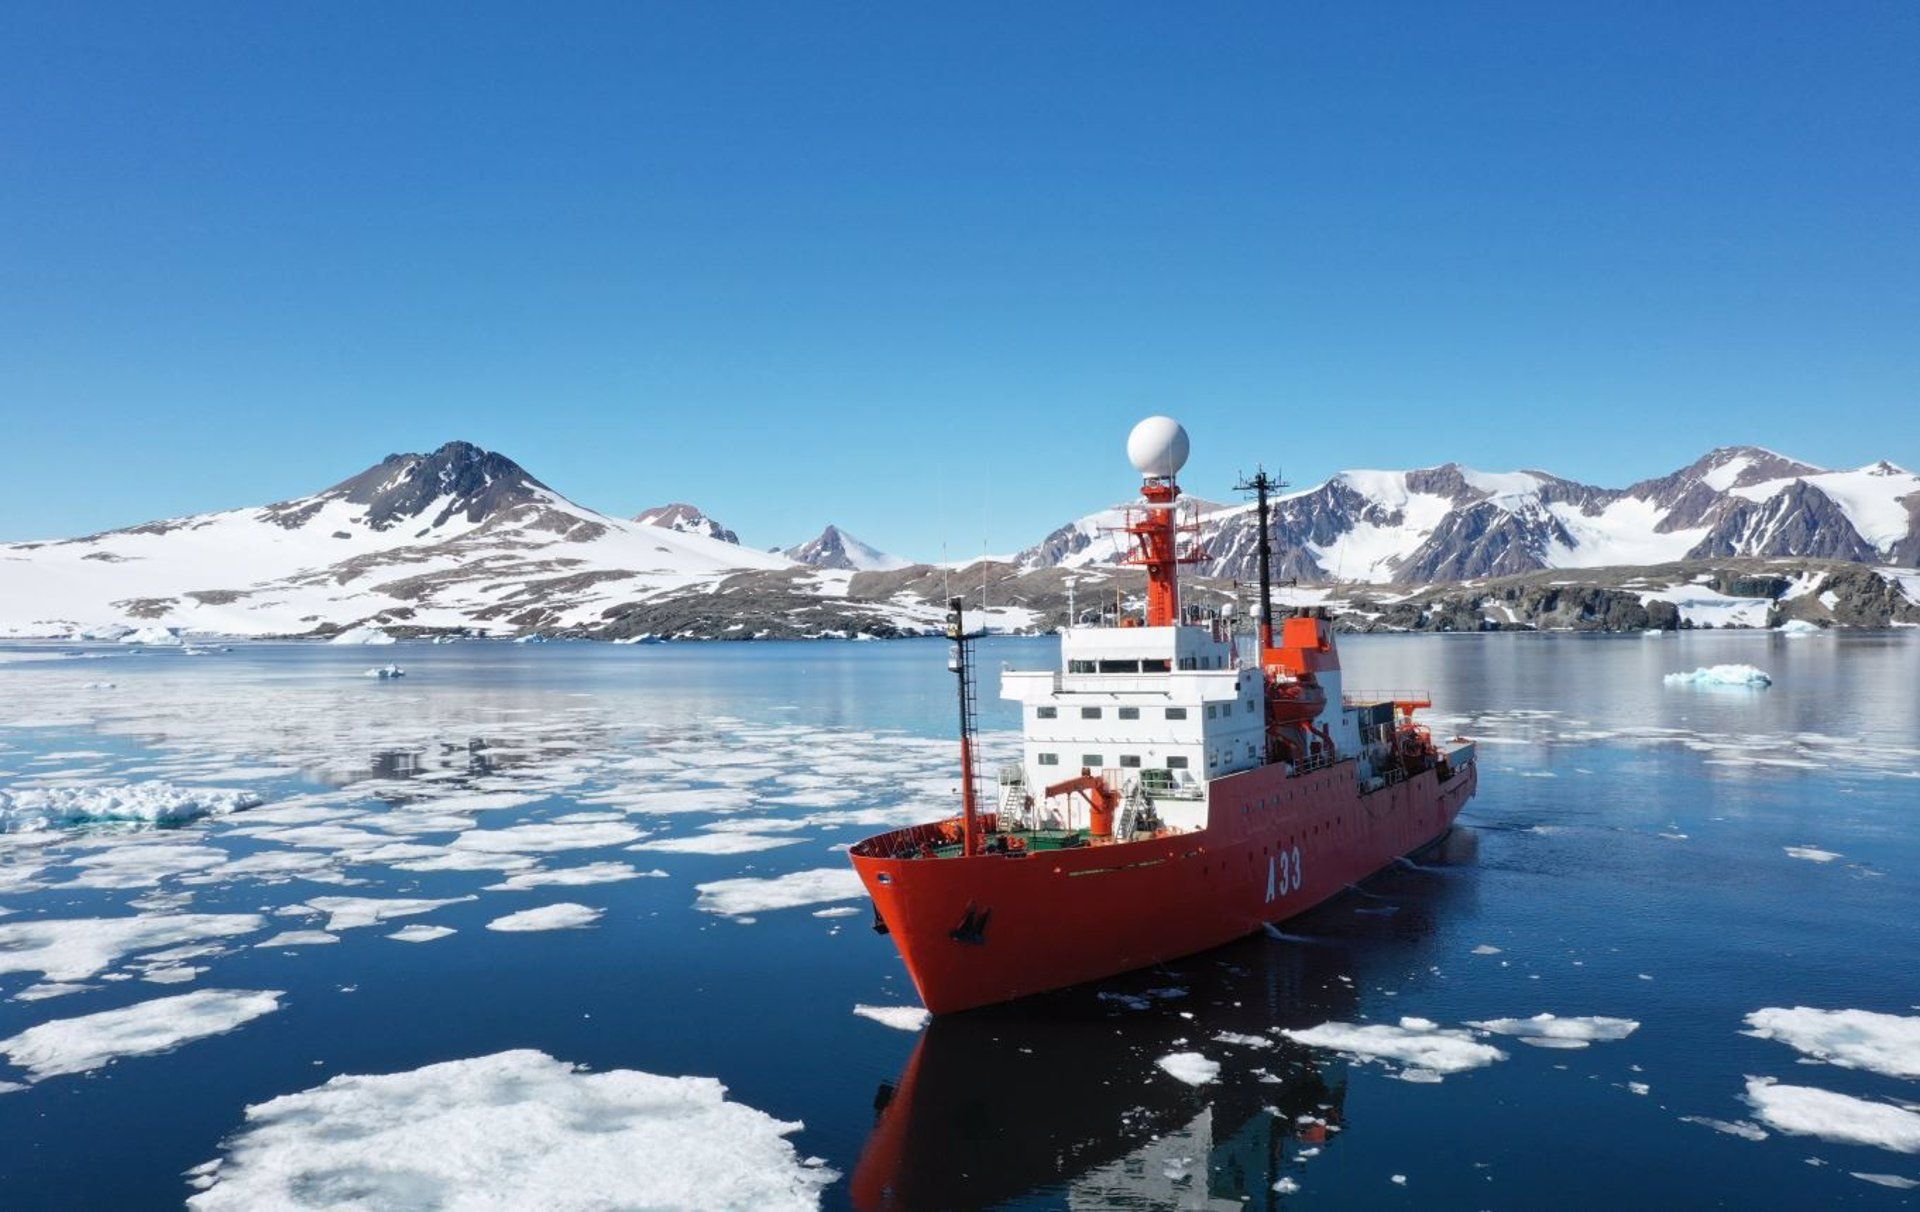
xmin=0 ymin=988 xmax=282 ymax=1079
xmin=185 ymin=1049 xmax=836 ymax=1210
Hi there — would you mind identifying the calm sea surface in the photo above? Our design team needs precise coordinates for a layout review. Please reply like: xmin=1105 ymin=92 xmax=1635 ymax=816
xmin=1 ymin=631 xmax=1916 ymax=1208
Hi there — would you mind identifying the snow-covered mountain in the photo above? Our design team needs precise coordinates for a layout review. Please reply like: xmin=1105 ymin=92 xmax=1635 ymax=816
xmin=1018 ymin=446 xmax=1920 ymax=583
xmin=632 ymin=502 xmax=739 ymax=545
xmin=781 ymin=526 xmax=909 ymax=572
xmin=0 ymin=442 xmax=788 ymax=639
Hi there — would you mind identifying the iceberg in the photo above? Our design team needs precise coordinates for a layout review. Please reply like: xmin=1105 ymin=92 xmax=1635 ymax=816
xmin=117 ymin=625 xmax=184 ymax=646
xmin=363 ymin=664 xmax=405 ymax=679
xmin=1663 ymin=664 xmax=1772 ymax=688
xmin=327 ymin=626 xmax=395 ymax=645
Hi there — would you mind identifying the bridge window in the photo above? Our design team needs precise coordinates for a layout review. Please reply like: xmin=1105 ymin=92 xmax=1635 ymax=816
xmin=1080 ymin=706 xmax=1102 ymax=719
xmin=1206 ymin=705 xmax=1218 ymax=719
xmin=1081 ymin=754 xmax=1103 ymax=768
xmin=1118 ymin=707 xmax=1139 ymax=720
xmin=1143 ymin=659 xmax=1171 ymax=673
xmin=1037 ymin=752 xmax=1059 ymax=766
xmin=1036 ymin=706 xmax=1057 ymax=719
xmin=1165 ymin=707 xmax=1188 ymax=720
xmin=1120 ymin=755 xmax=1142 ymax=768
xmin=1098 ymin=659 xmax=1140 ymax=673
xmin=1167 ymin=756 xmax=1189 ymax=769
xmin=1069 ymin=660 xmax=1096 ymax=673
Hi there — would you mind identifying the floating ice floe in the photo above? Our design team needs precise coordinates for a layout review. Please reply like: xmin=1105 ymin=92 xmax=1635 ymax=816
xmin=1681 ymin=1115 xmax=1769 ymax=1141
xmin=486 ymin=903 xmax=602 ymax=932
xmin=386 ymin=924 xmax=455 ymax=943
xmin=484 ymin=862 xmax=658 ymax=891
xmin=1465 ymin=1013 xmax=1640 ymax=1049
xmin=297 ymin=896 xmax=473 ymax=932
xmin=631 ymin=833 xmax=806 ymax=856
xmin=1853 ymin=1173 xmax=1919 ymax=1190
xmin=1156 ymin=1052 xmax=1220 ymax=1086
xmin=0 ymin=782 xmax=259 ymax=834
xmin=327 ymin=627 xmax=395 ymax=646
xmin=1663 ymin=664 xmax=1772 ymax=688
xmin=852 ymin=1004 xmax=931 ymax=1032
xmin=184 ymin=1049 xmax=836 ymax=1209
xmin=362 ymin=665 xmax=405 ymax=679
xmin=694 ymin=868 xmax=866 ymax=918
xmin=1743 ymin=1007 xmax=1920 ymax=1079
xmin=1783 ymin=846 xmax=1841 ymax=863
xmin=0 ymin=913 xmax=264 ymax=982
xmin=1778 ymin=619 xmax=1823 ymax=636
xmin=452 ymin=821 xmax=644 ymax=854
xmin=1281 ymin=1018 xmax=1506 ymax=1079
xmin=252 ymin=931 xmax=338 ymax=948
xmin=1742 ymin=1077 xmax=1920 ymax=1153
xmin=0 ymin=988 xmax=282 ymax=1080
xmin=1214 ymin=1031 xmax=1275 ymax=1049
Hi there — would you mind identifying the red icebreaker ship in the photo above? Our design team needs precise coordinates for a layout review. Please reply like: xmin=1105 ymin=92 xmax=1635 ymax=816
xmin=849 ymin=417 xmax=1478 ymax=1014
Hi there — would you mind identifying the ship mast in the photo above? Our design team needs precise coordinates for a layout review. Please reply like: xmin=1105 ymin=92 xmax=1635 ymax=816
xmin=1120 ymin=416 xmax=1200 ymax=626
xmin=946 ymin=596 xmax=983 ymax=856
xmin=1235 ymin=467 xmax=1288 ymax=651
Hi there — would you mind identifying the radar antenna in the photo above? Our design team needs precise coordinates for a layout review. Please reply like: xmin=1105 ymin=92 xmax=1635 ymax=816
xmin=1234 ymin=467 xmax=1289 ymax=651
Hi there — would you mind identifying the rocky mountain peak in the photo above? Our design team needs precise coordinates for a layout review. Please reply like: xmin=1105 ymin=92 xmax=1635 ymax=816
xmin=262 ymin=440 xmax=552 ymax=533
xmin=633 ymin=503 xmax=740 ymax=545
xmin=783 ymin=525 xmax=906 ymax=572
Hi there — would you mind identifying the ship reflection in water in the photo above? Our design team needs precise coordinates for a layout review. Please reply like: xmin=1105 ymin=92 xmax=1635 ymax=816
xmin=853 ymin=829 xmax=1479 ymax=1209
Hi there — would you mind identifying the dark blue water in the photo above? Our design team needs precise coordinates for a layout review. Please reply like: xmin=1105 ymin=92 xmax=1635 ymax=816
xmin=0 ymin=632 xmax=1916 ymax=1207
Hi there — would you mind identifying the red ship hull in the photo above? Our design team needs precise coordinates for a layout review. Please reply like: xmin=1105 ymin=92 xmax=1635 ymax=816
xmin=851 ymin=756 xmax=1477 ymax=1014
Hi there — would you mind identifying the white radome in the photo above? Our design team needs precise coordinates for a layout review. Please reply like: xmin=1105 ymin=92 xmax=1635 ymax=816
xmin=1126 ymin=416 xmax=1190 ymax=478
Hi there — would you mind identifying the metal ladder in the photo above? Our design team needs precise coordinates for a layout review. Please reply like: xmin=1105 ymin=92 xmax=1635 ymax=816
xmin=1113 ymin=777 xmax=1149 ymax=842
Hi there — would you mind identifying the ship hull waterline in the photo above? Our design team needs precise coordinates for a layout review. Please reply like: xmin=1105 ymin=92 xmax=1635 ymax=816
xmin=851 ymin=756 xmax=1477 ymax=1015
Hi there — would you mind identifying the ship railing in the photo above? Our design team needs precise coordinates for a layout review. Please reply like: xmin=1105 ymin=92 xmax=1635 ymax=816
xmin=1342 ymin=689 xmax=1432 ymax=708
xmin=1291 ymin=748 xmax=1337 ymax=776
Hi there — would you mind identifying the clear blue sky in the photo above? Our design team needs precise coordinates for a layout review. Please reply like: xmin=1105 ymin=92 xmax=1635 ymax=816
xmin=2 ymin=3 xmax=1915 ymax=557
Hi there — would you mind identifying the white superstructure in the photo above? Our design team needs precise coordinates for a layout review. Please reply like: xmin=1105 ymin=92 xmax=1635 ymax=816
xmin=1000 ymin=619 xmax=1266 ymax=832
